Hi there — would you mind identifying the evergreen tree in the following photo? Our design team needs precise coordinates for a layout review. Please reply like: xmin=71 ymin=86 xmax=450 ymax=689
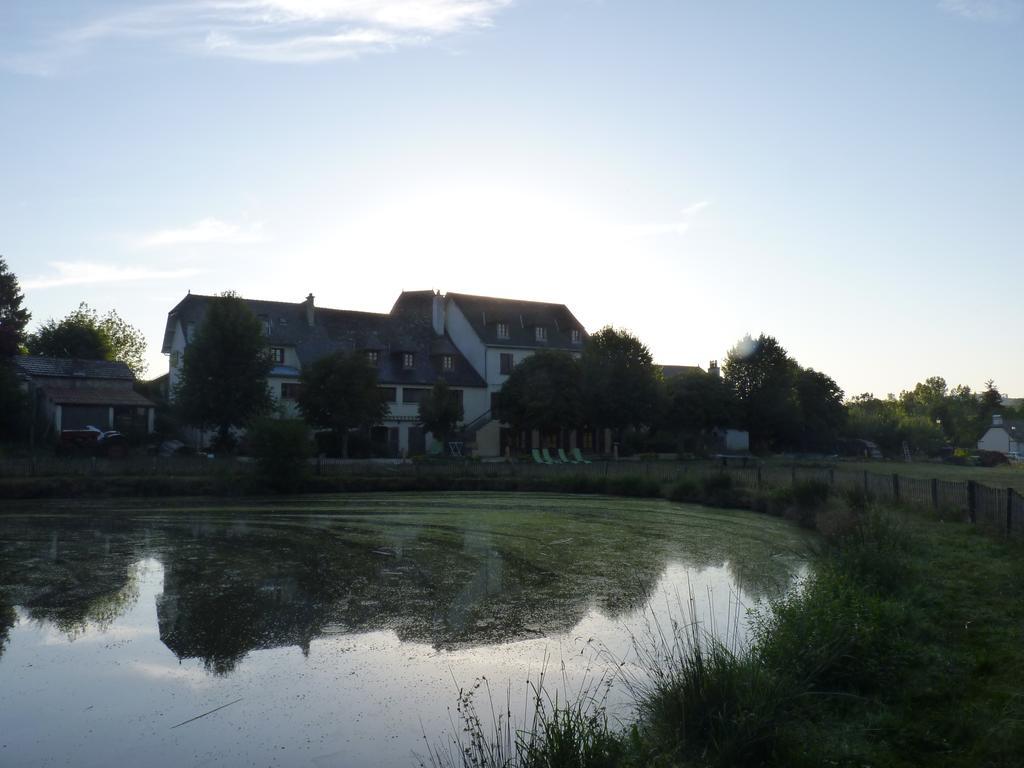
xmin=296 ymin=351 xmax=388 ymax=458
xmin=0 ymin=256 xmax=31 ymax=358
xmin=580 ymin=326 xmax=662 ymax=434
xmin=418 ymin=380 xmax=464 ymax=453
xmin=174 ymin=293 xmax=273 ymax=448
xmin=495 ymin=350 xmax=583 ymax=440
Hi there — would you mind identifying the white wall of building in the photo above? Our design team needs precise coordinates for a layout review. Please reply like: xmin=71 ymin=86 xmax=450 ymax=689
xmin=444 ymin=302 xmax=487 ymax=380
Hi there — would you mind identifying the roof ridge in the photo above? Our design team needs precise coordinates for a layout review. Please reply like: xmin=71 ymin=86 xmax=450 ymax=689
xmin=446 ymin=292 xmax=570 ymax=308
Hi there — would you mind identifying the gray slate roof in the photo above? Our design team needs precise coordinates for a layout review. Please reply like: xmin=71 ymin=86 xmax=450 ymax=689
xmin=15 ymin=355 xmax=134 ymax=381
xmin=42 ymin=387 xmax=154 ymax=407
xmin=443 ymin=292 xmax=587 ymax=350
xmin=164 ymin=293 xmax=485 ymax=388
xmin=661 ymin=364 xmax=704 ymax=379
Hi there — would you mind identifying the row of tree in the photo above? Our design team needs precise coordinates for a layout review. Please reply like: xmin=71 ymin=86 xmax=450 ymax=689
xmin=847 ymin=378 xmax=1016 ymax=456
xmin=2 ymin=257 xmax=1015 ymax=457
xmin=495 ymin=332 xmax=847 ymax=454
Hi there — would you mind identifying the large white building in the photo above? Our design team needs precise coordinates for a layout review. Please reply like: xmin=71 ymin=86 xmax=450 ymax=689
xmin=162 ymin=290 xmax=595 ymax=457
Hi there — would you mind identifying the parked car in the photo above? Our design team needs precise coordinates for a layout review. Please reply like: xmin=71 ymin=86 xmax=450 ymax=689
xmin=1007 ymin=452 xmax=1023 ymax=465
xmin=59 ymin=426 xmax=129 ymax=457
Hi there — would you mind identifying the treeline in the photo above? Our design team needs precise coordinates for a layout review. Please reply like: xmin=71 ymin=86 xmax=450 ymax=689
xmin=1 ymin=257 xmax=148 ymax=443
xmin=495 ymin=331 xmax=848 ymax=455
xmin=848 ymin=377 xmax=1017 ymax=456
xmin=3 ymin=254 xmax=1015 ymax=459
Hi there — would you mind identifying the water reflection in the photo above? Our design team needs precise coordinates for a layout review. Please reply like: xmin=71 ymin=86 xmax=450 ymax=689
xmin=0 ymin=494 xmax=812 ymax=766
xmin=1 ymin=497 xmax=809 ymax=671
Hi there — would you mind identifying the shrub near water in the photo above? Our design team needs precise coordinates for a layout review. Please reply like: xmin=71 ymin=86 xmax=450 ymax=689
xmin=247 ymin=418 xmax=312 ymax=492
xmin=628 ymin=622 xmax=796 ymax=768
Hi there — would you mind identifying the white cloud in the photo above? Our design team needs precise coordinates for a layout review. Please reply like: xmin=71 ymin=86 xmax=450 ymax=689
xmin=23 ymin=262 xmax=204 ymax=290
xmin=627 ymin=200 xmax=712 ymax=238
xmin=939 ymin=0 xmax=1023 ymax=22
xmin=138 ymin=217 xmax=266 ymax=247
xmin=10 ymin=0 xmax=514 ymax=71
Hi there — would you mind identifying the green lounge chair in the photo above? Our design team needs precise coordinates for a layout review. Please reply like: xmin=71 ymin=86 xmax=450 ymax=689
xmin=531 ymin=448 xmax=548 ymax=465
xmin=541 ymin=448 xmax=560 ymax=464
xmin=558 ymin=448 xmax=577 ymax=464
xmin=571 ymin=447 xmax=592 ymax=464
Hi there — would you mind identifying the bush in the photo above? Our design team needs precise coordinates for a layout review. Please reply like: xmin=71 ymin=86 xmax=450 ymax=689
xmin=606 ymin=476 xmax=661 ymax=498
xmin=247 ymin=418 xmax=312 ymax=492
xmin=700 ymin=473 xmax=733 ymax=495
xmin=631 ymin=621 xmax=796 ymax=768
xmin=754 ymin=565 xmax=909 ymax=695
xmin=668 ymin=479 xmax=700 ymax=502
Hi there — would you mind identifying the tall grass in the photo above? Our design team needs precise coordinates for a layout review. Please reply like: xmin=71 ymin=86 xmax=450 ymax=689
xmin=420 ymin=663 xmax=622 ymax=768
xmin=421 ymin=498 xmax=920 ymax=768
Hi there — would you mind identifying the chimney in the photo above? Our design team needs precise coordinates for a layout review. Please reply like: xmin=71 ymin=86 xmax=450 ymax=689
xmin=304 ymin=294 xmax=315 ymax=327
xmin=431 ymin=290 xmax=445 ymax=336
xmin=709 ymin=360 xmax=720 ymax=379
xmin=993 ymin=413 xmax=1004 ymax=427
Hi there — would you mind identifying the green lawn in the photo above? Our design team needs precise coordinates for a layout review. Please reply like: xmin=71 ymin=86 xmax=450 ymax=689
xmin=749 ymin=456 xmax=1024 ymax=493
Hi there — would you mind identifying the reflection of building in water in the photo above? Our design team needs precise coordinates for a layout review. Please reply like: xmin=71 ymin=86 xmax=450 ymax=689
xmin=0 ymin=509 xmax=810 ymax=674
xmin=0 ymin=520 xmax=143 ymax=640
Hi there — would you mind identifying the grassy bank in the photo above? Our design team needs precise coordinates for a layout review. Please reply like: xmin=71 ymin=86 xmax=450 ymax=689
xmin=423 ymin=489 xmax=1024 ymax=767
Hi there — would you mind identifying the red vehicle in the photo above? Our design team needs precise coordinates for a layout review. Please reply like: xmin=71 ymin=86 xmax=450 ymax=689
xmin=59 ymin=426 xmax=129 ymax=457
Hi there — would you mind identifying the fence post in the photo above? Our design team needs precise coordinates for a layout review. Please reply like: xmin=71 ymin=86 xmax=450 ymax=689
xmin=756 ymin=466 xmax=762 ymax=489
xmin=791 ymin=465 xmax=797 ymax=485
xmin=863 ymin=470 xmax=869 ymax=495
xmin=1007 ymin=488 xmax=1015 ymax=537
xmin=892 ymin=473 xmax=900 ymax=502
xmin=967 ymin=480 xmax=977 ymax=524
xmin=829 ymin=468 xmax=835 ymax=486
xmin=931 ymin=478 xmax=938 ymax=510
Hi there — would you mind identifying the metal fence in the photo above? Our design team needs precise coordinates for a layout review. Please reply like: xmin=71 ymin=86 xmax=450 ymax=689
xmin=1 ymin=455 xmax=1021 ymax=538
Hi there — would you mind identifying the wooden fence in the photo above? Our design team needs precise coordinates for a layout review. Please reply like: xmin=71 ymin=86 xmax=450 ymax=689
xmin=1 ymin=456 xmax=1021 ymax=538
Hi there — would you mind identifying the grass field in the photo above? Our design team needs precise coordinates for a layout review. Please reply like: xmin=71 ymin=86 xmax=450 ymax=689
xmin=757 ymin=456 xmax=1024 ymax=493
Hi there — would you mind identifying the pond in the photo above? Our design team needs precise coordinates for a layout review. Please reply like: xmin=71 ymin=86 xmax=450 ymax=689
xmin=0 ymin=493 xmax=813 ymax=767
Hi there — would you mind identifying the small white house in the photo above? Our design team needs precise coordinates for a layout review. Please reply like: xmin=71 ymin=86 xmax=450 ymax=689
xmin=712 ymin=427 xmax=750 ymax=453
xmin=977 ymin=413 xmax=1024 ymax=456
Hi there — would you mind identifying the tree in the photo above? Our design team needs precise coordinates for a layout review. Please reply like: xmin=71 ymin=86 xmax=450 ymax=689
xmin=418 ymin=380 xmax=464 ymax=453
xmin=174 ymin=293 xmax=274 ymax=448
xmin=495 ymin=350 xmax=583 ymax=438
xmin=296 ymin=351 xmax=389 ymax=458
xmin=27 ymin=303 xmax=148 ymax=376
xmin=663 ymin=370 xmax=739 ymax=451
xmin=844 ymin=393 xmax=944 ymax=456
xmin=0 ymin=257 xmax=31 ymax=358
xmin=899 ymin=376 xmax=948 ymax=423
xmin=794 ymin=368 xmax=846 ymax=451
xmin=580 ymin=326 xmax=662 ymax=434
xmin=0 ymin=258 xmax=31 ymax=441
xmin=723 ymin=334 xmax=801 ymax=450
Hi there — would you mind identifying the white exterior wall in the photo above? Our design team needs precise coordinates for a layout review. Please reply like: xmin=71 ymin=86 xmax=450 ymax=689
xmin=461 ymin=386 xmax=490 ymax=434
xmin=978 ymin=428 xmax=1011 ymax=453
xmin=445 ymin=302 xmax=487 ymax=379
xmin=166 ymin=321 xmax=187 ymax=396
xmin=724 ymin=429 xmax=750 ymax=452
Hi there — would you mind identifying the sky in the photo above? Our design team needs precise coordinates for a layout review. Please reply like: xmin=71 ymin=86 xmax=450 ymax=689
xmin=1 ymin=0 xmax=1022 ymax=398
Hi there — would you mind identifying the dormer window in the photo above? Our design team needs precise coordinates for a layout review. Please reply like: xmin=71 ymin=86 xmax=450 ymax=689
xmin=366 ymin=351 xmax=379 ymax=365
xmin=403 ymin=353 xmax=415 ymax=369
xmin=497 ymin=322 xmax=510 ymax=340
xmin=258 ymin=315 xmax=271 ymax=336
xmin=535 ymin=326 xmax=547 ymax=342
xmin=571 ymin=329 xmax=582 ymax=344
xmin=186 ymin=321 xmax=196 ymax=342
xmin=442 ymin=355 xmax=454 ymax=371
